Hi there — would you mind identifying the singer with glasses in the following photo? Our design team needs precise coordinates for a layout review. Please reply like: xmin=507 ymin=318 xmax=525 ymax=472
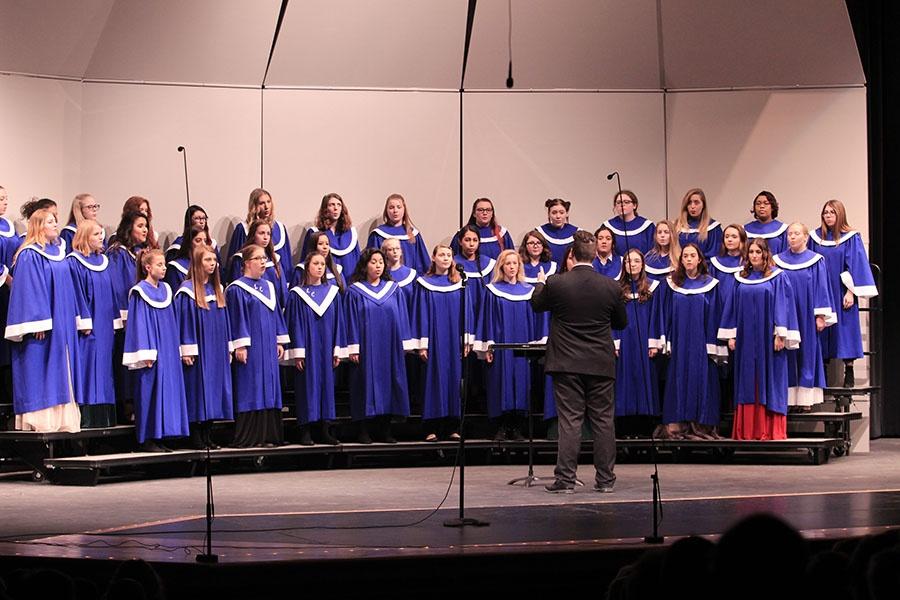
xmin=602 ymin=190 xmax=656 ymax=256
xmin=451 ymin=198 xmax=514 ymax=260
xmin=61 ymin=193 xmax=104 ymax=250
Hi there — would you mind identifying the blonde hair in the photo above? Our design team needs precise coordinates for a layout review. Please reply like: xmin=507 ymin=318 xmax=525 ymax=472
xmin=137 ymin=248 xmax=165 ymax=283
xmin=189 ymin=245 xmax=226 ymax=310
xmin=425 ymin=244 xmax=461 ymax=283
xmin=674 ymin=188 xmax=711 ymax=243
xmin=71 ymin=219 xmax=103 ymax=256
xmin=382 ymin=193 xmax=417 ymax=242
xmin=13 ymin=208 xmax=55 ymax=263
xmin=491 ymin=249 xmax=524 ymax=283
xmin=246 ymin=188 xmax=274 ymax=226
xmin=647 ymin=219 xmax=681 ymax=264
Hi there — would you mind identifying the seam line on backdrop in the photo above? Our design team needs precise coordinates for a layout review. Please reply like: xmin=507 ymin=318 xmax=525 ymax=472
xmin=260 ymin=0 xmax=291 ymax=186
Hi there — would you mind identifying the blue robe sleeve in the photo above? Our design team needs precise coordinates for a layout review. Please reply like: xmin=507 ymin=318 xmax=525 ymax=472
xmin=122 ymin=292 xmax=158 ymax=369
xmin=227 ymin=223 xmax=248 ymax=260
xmin=175 ymin=292 xmax=199 ymax=358
xmin=717 ymin=282 xmax=737 ymax=342
xmin=227 ymin=256 xmax=243 ymax=283
xmin=300 ymin=229 xmax=314 ymax=258
xmin=774 ymin=275 xmax=801 ymax=350
xmin=283 ymin=290 xmax=305 ymax=360
xmin=409 ymin=234 xmax=430 ymax=272
xmin=276 ymin=296 xmax=289 ymax=348
xmin=68 ymin=260 xmax=94 ymax=332
xmin=332 ymin=293 xmax=348 ymax=359
xmin=345 ymin=290 xmax=361 ymax=355
xmin=5 ymin=249 xmax=53 ymax=341
xmin=106 ymin=249 xmax=133 ymax=322
xmin=473 ymin=292 xmax=496 ymax=358
xmin=705 ymin=284 xmax=727 ymax=358
xmin=366 ymin=231 xmax=381 ymax=250
xmin=410 ymin=283 xmax=426 ymax=349
xmin=813 ymin=258 xmax=838 ymax=326
xmin=501 ymin=230 xmax=515 ymax=252
xmin=649 ymin=281 xmax=671 ymax=352
xmin=450 ymin=233 xmax=461 ymax=257
xmin=841 ymin=234 xmax=877 ymax=298
xmin=227 ymin=287 xmax=252 ymax=349
xmin=394 ymin=291 xmax=416 ymax=351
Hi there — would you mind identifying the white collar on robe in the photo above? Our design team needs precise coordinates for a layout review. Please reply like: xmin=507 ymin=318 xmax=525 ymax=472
xmin=391 ymin=267 xmax=418 ymax=287
xmin=307 ymin=226 xmax=358 ymax=256
xmin=733 ymin=268 xmax=784 ymax=285
xmin=809 ymin=229 xmax=859 ymax=247
xmin=602 ymin=216 xmax=653 ymax=236
xmin=485 ymin=282 xmax=534 ymax=301
xmin=773 ymin=252 xmax=823 ymax=271
xmin=666 ymin=275 xmax=719 ymax=294
xmin=351 ymin=280 xmax=398 ymax=302
xmin=709 ymin=256 xmax=743 ymax=273
xmin=175 ymin=282 xmax=222 ymax=303
xmin=290 ymin=284 xmax=339 ymax=317
xmin=745 ymin=220 xmax=788 ymax=238
xmin=477 ymin=225 xmax=508 ymax=243
xmin=0 ymin=216 xmax=15 ymax=237
xmin=625 ymin=278 xmax=659 ymax=299
xmin=536 ymin=224 xmax=575 ymax=245
xmin=21 ymin=242 xmax=66 ymax=261
xmin=371 ymin=225 xmax=421 ymax=240
xmin=522 ymin=260 xmax=557 ymax=283
xmin=679 ymin=220 xmax=721 ymax=234
xmin=228 ymin=278 xmax=278 ymax=311
xmin=129 ymin=281 xmax=173 ymax=308
xmin=416 ymin=276 xmax=462 ymax=293
xmin=67 ymin=252 xmax=109 ymax=271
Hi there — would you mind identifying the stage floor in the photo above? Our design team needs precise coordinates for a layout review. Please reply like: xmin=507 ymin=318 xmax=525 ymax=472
xmin=2 ymin=439 xmax=900 ymax=565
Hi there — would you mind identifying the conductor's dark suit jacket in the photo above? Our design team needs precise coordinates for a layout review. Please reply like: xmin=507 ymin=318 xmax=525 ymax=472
xmin=530 ymin=264 xmax=627 ymax=378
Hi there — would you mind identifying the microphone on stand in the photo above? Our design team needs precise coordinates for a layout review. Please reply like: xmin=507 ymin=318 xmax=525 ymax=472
xmin=455 ymin=262 xmax=468 ymax=281
xmin=177 ymin=146 xmax=190 ymax=208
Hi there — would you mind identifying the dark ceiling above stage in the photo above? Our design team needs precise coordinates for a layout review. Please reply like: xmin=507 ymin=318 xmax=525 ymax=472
xmin=0 ymin=0 xmax=865 ymax=89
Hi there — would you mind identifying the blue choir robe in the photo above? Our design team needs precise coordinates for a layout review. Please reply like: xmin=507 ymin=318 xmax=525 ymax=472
xmin=228 ymin=253 xmax=288 ymax=307
xmin=709 ymin=254 xmax=744 ymax=309
xmin=652 ymin=275 xmax=725 ymax=425
xmin=0 ymin=265 xmax=9 ymax=367
xmin=227 ymin=220 xmax=292 ymax=275
xmin=164 ymin=257 xmax=189 ymax=291
xmin=644 ymin=252 xmax=674 ymax=282
xmin=535 ymin=223 xmax=580 ymax=266
xmin=345 ymin=280 xmax=416 ymax=420
xmin=613 ymin=279 xmax=661 ymax=417
xmin=290 ymin=261 xmax=344 ymax=289
xmin=165 ymin=235 xmax=220 ymax=258
xmin=744 ymin=220 xmax=788 ymax=255
xmin=226 ymin=277 xmax=290 ymax=414
xmin=301 ymin=227 xmax=360 ymax=276
xmin=774 ymin=250 xmax=837 ymax=406
xmin=677 ymin=218 xmax=723 ymax=260
xmin=390 ymin=265 xmax=418 ymax=308
xmin=592 ymin=254 xmax=623 ymax=280
xmin=718 ymin=269 xmax=800 ymax=417
xmin=67 ymin=252 xmax=120 ymax=408
xmin=809 ymin=229 xmax=878 ymax=360
xmin=523 ymin=260 xmax=558 ymax=419
xmin=122 ymin=281 xmax=189 ymax=443
xmin=473 ymin=281 xmax=535 ymax=419
xmin=0 ymin=215 xmax=16 ymax=250
xmin=284 ymin=283 xmax=346 ymax=425
xmin=5 ymin=244 xmax=83 ymax=414
xmin=61 ymin=223 xmax=107 ymax=252
xmin=603 ymin=215 xmax=656 ymax=256
xmin=106 ymin=246 xmax=139 ymax=322
xmin=450 ymin=225 xmax=514 ymax=260
xmin=365 ymin=224 xmax=430 ymax=273
xmin=454 ymin=254 xmax=495 ymax=317
xmin=411 ymin=275 xmax=474 ymax=420
xmin=175 ymin=282 xmax=234 ymax=422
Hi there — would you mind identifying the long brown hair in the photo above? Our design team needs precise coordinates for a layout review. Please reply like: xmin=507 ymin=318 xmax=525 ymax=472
xmin=189 ymin=245 xmax=225 ymax=309
xmin=719 ymin=223 xmax=748 ymax=257
xmin=303 ymin=231 xmax=344 ymax=291
xmin=740 ymin=238 xmax=775 ymax=278
xmin=245 ymin=219 xmax=281 ymax=278
xmin=820 ymin=199 xmax=852 ymax=243
xmin=121 ymin=196 xmax=158 ymax=249
xmin=646 ymin=219 xmax=681 ymax=264
xmin=518 ymin=230 xmax=551 ymax=264
xmin=466 ymin=198 xmax=506 ymax=251
xmin=315 ymin=193 xmax=352 ymax=232
xmin=671 ymin=243 xmax=709 ymax=287
xmin=382 ymin=193 xmax=417 ymax=242
xmin=674 ymin=188 xmax=711 ymax=243
xmin=424 ymin=244 xmax=461 ymax=283
xmin=246 ymin=188 xmax=274 ymax=225
xmin=620 ymin=248 xmax=652 ymax=303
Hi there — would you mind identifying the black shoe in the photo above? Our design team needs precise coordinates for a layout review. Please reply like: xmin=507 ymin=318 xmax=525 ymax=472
xmin=509 ymin=427 xmax=525 ymax=442
xmin=140 ymin=440 xmax=167 ymax=453
xmin=593 ymin=482 xmax=615 ymax=493
xmin=298 ymin=425 xmax=314 ymax=446
xmin=493 ymin=428 xmax=508 ymax=442
xmin=843 ymin=364 xmax=855 ymax=389
xmin=358 ymin=422 xmax=373 ymax=445
xmin=382 ymin=427 xmax=397 ymax=444
xmin=544 ymin=480 xmax=575 ymax=494
xmin=320 ymin=423 xmax=339 ymax=445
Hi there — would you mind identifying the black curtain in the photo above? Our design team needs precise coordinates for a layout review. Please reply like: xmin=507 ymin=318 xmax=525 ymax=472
xmin=846 ymin=0 xmax=900 ymax=437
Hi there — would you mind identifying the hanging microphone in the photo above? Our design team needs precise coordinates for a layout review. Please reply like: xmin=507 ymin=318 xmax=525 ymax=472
xmin=177 ymin=146 xmax=190 ymax=208
xmin=506 ymin=60 xmax=514 ymax=89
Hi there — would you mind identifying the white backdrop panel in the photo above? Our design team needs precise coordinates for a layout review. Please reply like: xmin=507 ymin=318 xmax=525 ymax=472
xmin=80 ymin=83 xmax=262 ymax=245
xmin=261 ymin=89 xmax=460 ymax=259
xmin=0 ymin=75 xmax=82 ymax=227
xmin=462 ymin=92 xmax=667 ymax=244
xmin=666 ymin=88 xmax=869 ymax=239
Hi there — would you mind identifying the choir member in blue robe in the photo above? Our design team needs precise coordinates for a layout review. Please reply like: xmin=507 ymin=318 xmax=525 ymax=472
xmin=708 ymin=223 xmax=747 ymax=410
xmin=227 ymin=188 xmax=292 ymax=272
xmin=473 ymin=250 xmax=535 ymax=441
xmin=592 ymin=226 xmax=623 ymax=280
xmin=382 ymin=238 xmax=418 ymax=306
xmin=175 ymin=246 xmax=234 ymax=449
xmin=285 ymin=252 xmax=346 ymax=446
xmin=164 ymin=205 xmax=220 ymax=262
xmin=744 ymin=191 xmax=788 ymax=255
xmin=613 ymin=249 xmax=661 ymax=436
xmin=227 ymin=244 xmax=290 ymax=448
xmin=519 ymin=231 xmax=558 ymax=422
xmin=603 ymin=190 xmax=656 ymax=256
xmin=0 ymin=186 xmax=16 ymax=251
xmin=61 ymin=193 xmax=104 ymax=250
xmin=412 ymin=245 xmax=473 ymax=441
xmin=109 ymin=196 xmax=160 ymax=249
xmin=346 ymin=248 xmax=416 ymax=443
xmin=775 ymin=223 xmax=837 ymax=409
xmin=122 ymin=250 xmax=189 ymax=450
xmin=719 ymin=238 xmax=800 ymax=440
xmin=365 ymin=193 xmax=430 ymax=273
xmin=651 ymin=243 xmax=726 ymax=439
xmin=642 ymin=220 xmax=679 ymax=283
xmin=5 ymin=209 xmax=82 ymax=432
xmin=165 ymin=226 xmax=211 ymax=291
xmin=534 ymin=198 xmax=581 ymax=266
xmin=301 ymin=193 xmax=360 ymax=276
xmin=674 ymin=188 xmax=723 ymax=260
xmin=291 ymin=230 xmax=345 ymax=289
xmin=809 ymin=199 xmax=878 ymax=388
xmin=106 ymin=210 xmax=150 ymax=421
xmin=0 ymin=187 xmax=15 ymax=398
xmin=228 ymin=220 xmax=288 ymax=306
xmin=67 ymin=220 xmax=119 ymax=428
xmin=450 ymin=198 xmax=515 ymax=260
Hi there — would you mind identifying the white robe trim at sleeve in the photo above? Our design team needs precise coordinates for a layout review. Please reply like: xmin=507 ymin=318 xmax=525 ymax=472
xmin=67 ymin=252 xmax=110 ymax=271
xmin=232 ymin=337 xmax=252 ymax=349
xmin=228 ymin=279 xmax=278 ymax=311
xmin=329 ymin=227 xmax=358 ymax=256
xmin=5 ymin=318 xmax=54 ymax=342
xmin=128 ymin=282 xmax=174 ymax=308
xmin=289 ymin=284 xmax=339 ymax=317
xmin=180 ymin=344 xmax=199 ymax=357
xmin=122 ymin=349 xmax=158 ymax=369
xmin=774 ymin=326 xmax=801 ymax=350
xmin=485 ymin=283 xmax=534 ymax=301
xmin=840 ymin=271 xmax=878 ymax=298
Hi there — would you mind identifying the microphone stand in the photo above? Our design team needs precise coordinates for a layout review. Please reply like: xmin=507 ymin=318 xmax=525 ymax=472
xmin=608 ymin=171 xmax=664 ymax=545
xmin=444 ymin=266 xmax=489 ymax=528
xmin=178 ymin=145 xmax=218 ymax=563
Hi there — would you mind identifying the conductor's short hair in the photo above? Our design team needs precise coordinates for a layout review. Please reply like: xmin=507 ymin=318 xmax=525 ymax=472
xmin=572 ymin=230 xmax=595 ymax=263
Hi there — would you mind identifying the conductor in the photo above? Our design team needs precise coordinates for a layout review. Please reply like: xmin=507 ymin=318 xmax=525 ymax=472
xmin=531 ymin=230 xmax=627 ymax=493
